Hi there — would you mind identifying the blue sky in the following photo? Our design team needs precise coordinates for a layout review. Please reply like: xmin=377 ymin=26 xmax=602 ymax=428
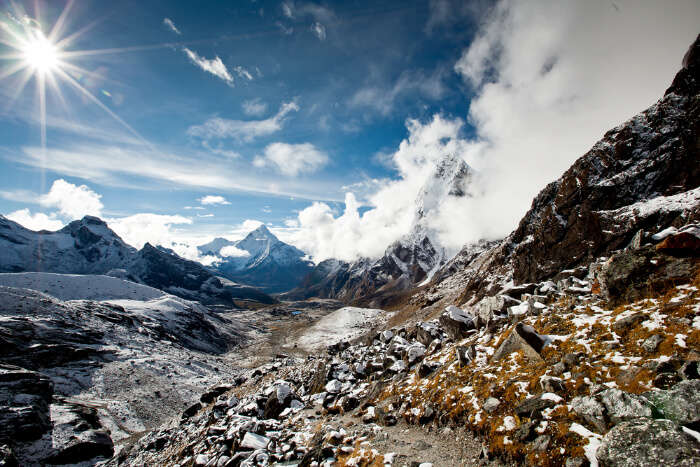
xmin=0 ymin=0 xmax=480 ymax=241
xmin=1 ymin=0 xmax=698 ymax=262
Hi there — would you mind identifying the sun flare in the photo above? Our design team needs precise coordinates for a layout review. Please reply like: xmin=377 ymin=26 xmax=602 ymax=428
xmin=21 ymin=30 xmax=60 ymax=73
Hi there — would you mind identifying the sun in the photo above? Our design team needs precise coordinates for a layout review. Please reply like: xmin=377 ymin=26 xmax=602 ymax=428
xmin=21 ymin=30 xmax=60 ymax=73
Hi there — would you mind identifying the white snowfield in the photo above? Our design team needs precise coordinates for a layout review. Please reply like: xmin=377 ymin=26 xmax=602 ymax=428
xmin=297 ymin=306 xmax=389 ymax=352
xmin=0 ymin=272 xmax=165 ymax=302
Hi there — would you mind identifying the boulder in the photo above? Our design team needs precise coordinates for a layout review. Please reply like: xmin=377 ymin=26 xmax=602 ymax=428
xmin=571 ymin=388 xmax=653 ymax=433
xmin=491 ymin=323 xmax=546 ymax=363
xmin=43 ymin=403 xmax=114 ymax=465
xmin=597 ymin=418 xmax=700 ymax=467
xmin=598 ymin=246 xmax=697 ymax=304
xmin=439 ymin=305 xmax=475 ymax=340
xmin=655 ymin=226 xmax=700 ymax=256
xmin=643 ymin=380 xmax=700 ymax=429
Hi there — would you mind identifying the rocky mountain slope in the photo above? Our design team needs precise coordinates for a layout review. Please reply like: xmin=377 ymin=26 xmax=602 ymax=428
xmin=0 ymin=215 xmax=275 ymax=305
xmin=284 ymin=154 xmax=475 ymax=306
xmin=200 ymin=225 xmax=313 ymax=293
xmin=0 ymin=277 xmax=248 ymax=465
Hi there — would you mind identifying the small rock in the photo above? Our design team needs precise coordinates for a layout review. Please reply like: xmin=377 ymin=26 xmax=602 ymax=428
xmin=483 ymin=397 xmax=501 ymax=414
xmin=641 ymin=335 xmax=664 ymax=353
xmin=240 ymin=432 xmax=270 ymax=450
xmin=456 ymin=345 xmax=476 ymax=367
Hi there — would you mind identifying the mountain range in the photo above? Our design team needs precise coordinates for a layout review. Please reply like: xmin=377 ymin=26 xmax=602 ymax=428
xmin=0 ymin=215 xmax=275 ymax=305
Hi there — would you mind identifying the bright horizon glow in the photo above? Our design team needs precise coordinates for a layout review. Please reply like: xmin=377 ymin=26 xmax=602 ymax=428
xmin=21 ymin=30 xmax=60 ymax=73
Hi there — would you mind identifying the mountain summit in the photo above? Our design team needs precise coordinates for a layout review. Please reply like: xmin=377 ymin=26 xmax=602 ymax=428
xmin=199 ymin=224 xmax=313 ymax=293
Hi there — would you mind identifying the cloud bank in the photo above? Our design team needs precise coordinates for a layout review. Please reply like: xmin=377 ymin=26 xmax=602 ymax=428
xmin=291 ymin=0 xmax=700 ymax=262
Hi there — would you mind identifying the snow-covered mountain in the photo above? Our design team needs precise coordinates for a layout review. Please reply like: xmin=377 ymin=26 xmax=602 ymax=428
xmin=0 ymin=215 xmax=135 ymax=274
xmin=0 ymin=216 xmax=275 ymax=305
xmin=284 ymin=154 xmax=475 ymax=306
xmin=199 ymin=224 xmax=313 ymax=293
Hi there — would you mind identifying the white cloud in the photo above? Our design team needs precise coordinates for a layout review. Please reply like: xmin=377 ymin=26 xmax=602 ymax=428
xmin=5 ymin=209 xmax=64 ymax=231
xmin=242 ymin=98 xmax=267 ymax=116
xmin=234 ymin=66 xmax=254 ymax=81
xmin=220 ymin=245 xmax=250 ymax=258
xmin=163 ymin=17 xmax=181 ymax=35
xmin=107 ymin=213 xmax=194 ymax=255
xmin=291 ymin=115 xmax=465 ymax=261
xmin=187 ymin=101 xmax=299 ymax=142
xmin=199 ymin=195 xmax=230 ymax=206
xmin=253 ymin=142 xmax=329 ymax=177
xmin=39 ymin=179 xmax=103 ymax=219
xmin=293 ymin=0 xmax=700 ymax=262
xmin=311 ymin=22 xmax=326 ymax=40
xmin=183 ymin=48 xmax=234 ymax=86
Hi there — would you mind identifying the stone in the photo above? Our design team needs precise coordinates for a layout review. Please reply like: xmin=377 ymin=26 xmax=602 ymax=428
xmin=643 ymin=380 xmax=700 ymax=429
xmin=405 ymin=343 xmax=426 ymax=365
xmin=596 ymin=419 xmax=700 ymax=467
xmin=641 ymin=335 xmax=664 ymax=353
xmin=599 ymin=246 xmax=696 ymax=305
xmin=491 ymin=323 xmax=545 ymax=363
xmin=571 ymin=389 xmax=653 ymax=433
xmin=418 ymin=406 xmax=435 ymax=425
xmin=513 ymin=420 xmax=537 ymax=442
xmin=240 ymin=432 xmax=269 ymax=450
xmin=200 ymin=385 xmax=231 ymax=404
xmin=515 ymin=393 xmax=559 ymax=419
xmin=655 ymin=230 xmax=700 ymax=255
xmin=439 ymin=305 xmax=476 ymax=340
xmin=44 ymin=403 xmax=114 ymax=465
xmin=532 ymin=435 xmax=550 ymax=452
xmin=565 ymin=458 xmax=589 ymax=467
xmin=325 ymin=380 xmax=342 ymax=394
xmin=612 ymin=313 xmax=647 ymax=334
xmin=654 ymin=372 xmax=682 ymax=389
xmin=483 ymin=397 xmax=501 ymax=414
xmin=456 ymin=345 xmax=476 ymax=367
xmin=540 ymin=376 xmax=566 ymax=393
